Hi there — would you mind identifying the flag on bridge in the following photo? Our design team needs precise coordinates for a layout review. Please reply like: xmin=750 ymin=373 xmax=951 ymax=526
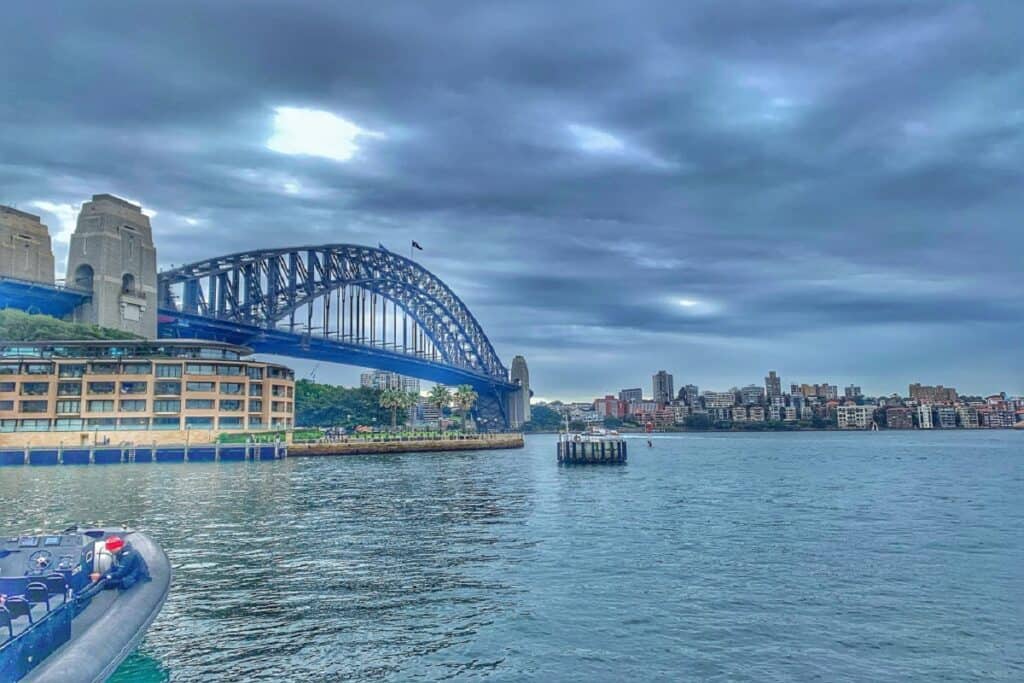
xmin=411 ymin=240 xmax=423 ymax=251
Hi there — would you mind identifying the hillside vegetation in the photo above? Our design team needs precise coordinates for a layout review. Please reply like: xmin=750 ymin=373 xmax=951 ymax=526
xmin=0 ymin=309 xmax=139 ymax=341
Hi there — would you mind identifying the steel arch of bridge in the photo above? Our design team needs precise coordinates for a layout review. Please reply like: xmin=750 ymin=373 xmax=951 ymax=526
xmin=157 ymin=245 xmax=515 ymax=425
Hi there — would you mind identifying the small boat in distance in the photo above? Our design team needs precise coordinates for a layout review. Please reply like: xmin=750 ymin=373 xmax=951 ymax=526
xmin=0 ymin=527 xmax=171 ymax=682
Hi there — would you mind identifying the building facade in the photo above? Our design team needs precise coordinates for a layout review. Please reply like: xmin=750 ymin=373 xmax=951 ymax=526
xmin=916 ymin=404 xmax=934 ymax=429
xmin=885 ymin=407 xmax=914 ymax=429
xmin=619 ymin=388 xmax=643 ymax=404
xmin=652 ymin=371 xmax=674 ymax=405
xmin=1 ymin=206 xmax=55 ymax=285
xmin=65 ymin=195 xmax=158 ymax=337
xmin=837 ymin=404 xmax=874 ymax=429
xmin=0 ymin=340 xmax=294 ymax=445
xmin=764 ymin=371 xmax=782 ymax=400
xmin=909 ymin=383 xmax=957 ymax=404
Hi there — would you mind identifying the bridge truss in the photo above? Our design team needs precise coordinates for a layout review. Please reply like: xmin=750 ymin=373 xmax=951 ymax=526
xmin=157 ymin=245 xmax=516 ymax=428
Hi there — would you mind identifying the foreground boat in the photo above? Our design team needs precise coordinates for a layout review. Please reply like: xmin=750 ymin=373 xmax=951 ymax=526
xmin=0 ymin=528 xmax=171 ymax=682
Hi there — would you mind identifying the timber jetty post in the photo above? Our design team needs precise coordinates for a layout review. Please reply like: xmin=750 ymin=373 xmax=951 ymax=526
xmin=557 ymin=432 xmax=627 ymax=465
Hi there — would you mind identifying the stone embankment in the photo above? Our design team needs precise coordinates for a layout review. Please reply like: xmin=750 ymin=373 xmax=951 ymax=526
xmin=289 ymin=433 xmax=524 ymax=457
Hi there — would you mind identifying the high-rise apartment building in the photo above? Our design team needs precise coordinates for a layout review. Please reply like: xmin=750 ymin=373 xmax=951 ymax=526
xmin=652 ymin=371 xmax=674 ymax=405
xmin=740 ymin=385 xmax=765 ymax=405
xmin=844 ymin=385 xmax=862 ymax=399
xmin=360 ymin=370 xmax=420 ymax=394
xmin=764 ymin=371 xmax=782 ymax=400
xmin=619 ymin=388 xmax=643 ymax=403
xmin=909 ymin=383 xmax=957 ymax=404
xmin=678 ymin=384 xmax=699 ymax=405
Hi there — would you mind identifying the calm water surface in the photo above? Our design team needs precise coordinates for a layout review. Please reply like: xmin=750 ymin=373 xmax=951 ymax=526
xmin=2 ymin=431 xmax=1022 ymax=681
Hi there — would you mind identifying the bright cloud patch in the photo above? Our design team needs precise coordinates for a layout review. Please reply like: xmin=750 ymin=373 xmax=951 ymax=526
xmin=567 ymin=123 xmax=626 ymax=153
xmin=267 ymin=106 xmax=381 ymax=162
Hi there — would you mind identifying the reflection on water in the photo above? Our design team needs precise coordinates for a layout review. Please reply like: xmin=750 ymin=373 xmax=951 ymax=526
xmin=1 ymin=432 xmax=1022 ymax=681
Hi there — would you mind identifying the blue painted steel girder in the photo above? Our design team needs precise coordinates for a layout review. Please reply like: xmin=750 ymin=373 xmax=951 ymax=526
xmin=0 ymin=277 xmax=90 ymax=318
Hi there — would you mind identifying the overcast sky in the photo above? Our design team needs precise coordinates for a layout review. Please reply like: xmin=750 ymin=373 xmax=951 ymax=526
xmin=2 ymin=1 xmax=1021 ymax=400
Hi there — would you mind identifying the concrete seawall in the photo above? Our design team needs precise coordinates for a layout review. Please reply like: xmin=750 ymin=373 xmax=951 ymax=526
xmin=289 ymin=433 xmax=524 ymax=457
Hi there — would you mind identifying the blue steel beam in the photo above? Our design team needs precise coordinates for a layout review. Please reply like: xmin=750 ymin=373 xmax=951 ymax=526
xmin=0 ymin=277 xmax=90 ymax=318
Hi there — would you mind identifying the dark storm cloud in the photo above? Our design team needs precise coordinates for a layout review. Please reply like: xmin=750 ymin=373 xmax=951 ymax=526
xmin=2 ymin=0 xmax=1022 ymax=398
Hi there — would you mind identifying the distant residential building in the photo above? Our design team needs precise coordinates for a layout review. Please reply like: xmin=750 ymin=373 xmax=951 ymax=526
xmin=672 ymin=404 xmax=690 ymax=424
xmin=593 ymin=395 xmax=626 ymax=418
xmin=765 ymin=371 xmax=782 ymax=400
xmin=740 ymin=385 xmax=765 ymax=405
xmin=979 ymin=410 xmax=1017 ymax=428
xmin=703 ymin=391 xmax=735 ymax=408
xmin=652 ymin=371 xmax=674 ymax=405
xmin=885 ymin=407 xmax=914 ymax=429
xmin=360 ymin=370 xmax=419 ymax=394
xmin=837 ymin=405 xmax=874 ymax=429
xmin=783 ymin=406 xmax=797 ymax=422
xmin=732 ymin=406 xmax=748 ymax=422
xmin=678 ymin=384 xmax=700 ymax=405
xmin=748 ymin=406 xmax=765 ymax=422
xmin=767 ymin=405 xmax=782 ymax=421
xmin=916 ymin=404 xmax=934 ymax=429
xmin=909 ymin=383 xmax=957 ymax=404
xmin=956 ymin=406 xmax=979 ymax=429
xmin=653 ymin=408 xmax=675 ymax=427
xmin=934 ymin=406 xmax=957 ymax=429
xmin=619 ymin=388 xmax=643 ymax=404
xmin=708 ymin=407 xmax=732 ymax=422
xmin=820 ymin=384 xmax=839 ymax=401
xmin=844 ymin=385 xmax=862 ymax=400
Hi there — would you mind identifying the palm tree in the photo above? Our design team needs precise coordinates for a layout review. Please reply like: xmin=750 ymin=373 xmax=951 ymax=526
xmin=428 ymin=385 xmax=451 ymax=427
xmin=379 ymin=389 xmax=405 ymax=429
xmin=400 ymin=391 xmax=420 ymax=428
xmin=452 ymin=385 xmax=479 ymax=431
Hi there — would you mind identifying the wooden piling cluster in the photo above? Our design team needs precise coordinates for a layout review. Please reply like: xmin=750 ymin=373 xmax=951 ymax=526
xmin=557 ymin=437 xmax=627 ymax=464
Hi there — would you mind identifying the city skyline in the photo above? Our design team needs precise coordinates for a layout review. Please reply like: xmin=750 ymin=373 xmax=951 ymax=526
xmin=3 ymin=2 xmax=1023 ymax=398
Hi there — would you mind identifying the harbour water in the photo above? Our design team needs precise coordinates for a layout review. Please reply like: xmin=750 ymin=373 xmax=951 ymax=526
xmin=2 ymin=431 xmax=1021 ymax=681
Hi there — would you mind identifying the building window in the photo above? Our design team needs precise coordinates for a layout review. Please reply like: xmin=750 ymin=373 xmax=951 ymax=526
xmin=20 ymin=382 xmax=50 ymax=396
xmin=89 ymin=362 xmax=119 ymax=375
xmin=220 ymin=383 xmax=243 ymax=395
xmin=123 ymin=362 xmax=152 ymax=375
xmin=0 ymin=419 xmax=16 ymax=432
xmin=185 ymin=363 xmax=216 ymax=376
xmin=185 ymin=416 xmax=214 ymax=428
xmin=156 ymin=364 xmax=182 ymax=378
xmin=0 ymin=382 xmax=15 ymax=392
xmin=56 ymin=400 xmax=81 ymax=414
xmin=121 ymin=272 xmax=136 ymax=294
xmin=120 ymin=399 xmax=147 ymax=412
xmin=272 ymin=401 xmax=286 ymax=412
xmin=59 ymin=364 xmax=86 ymax=378
xmin=219 ymin=399 xmax=243 ymax=412
xmin=0 ymin=364 xmax=19 ymax=375
xmin=219 ymin=417 xmax=243 ymax=429
xmin=57 ymin=382 xmax=82 ymax=396
xmin=0 ymin=400 xmax=13 ymax=411
xmin=87 ymin=381 xmax=115 ymax=395
xmin=19 ymin=419 xmax=51 ymax=431
xmin=87 ymin=400 xmax=115 ymax=413
xmin=20 ymin=400 xmax=48 ymax=413
xmin=248 ymin=416 xmax=264 ymax=428
xmin=24 ymin=363 xmax=53 ymax=375
xmin=119 ymin=381 xmax=148 ymax=394
xmin=271 ymin=385 xmax=287 ymax=397
xmin=55 ymin=418 xmax=84 ymax=431
xmin=248 ymin=384 xmax=263 ymax=396
xmin=246 ymin=367 xmax=264 ymax=380
xmin=248 ymin=399 xmax=263 ymax=412
xmin=86 ymin=418 xmax=117 ymax=429
xmin=186 ymin=381 xmax=215 ymax=392
xmin=153 ymin=400 xmax=181 ymax=413
xmin=118 ymin=417 xmax=148 ymax=430
xmin=217 ymin=365 xmax=243 ymax=376
xmin=154 ymin=381 xmax=181 ymax=396
xmin=151 ymin=417 xmax=180 ymax=430
xmin=185 ymin=399 xmax=215 ymax=410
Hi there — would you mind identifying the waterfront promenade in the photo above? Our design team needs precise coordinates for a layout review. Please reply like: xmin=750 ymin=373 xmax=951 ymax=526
xmin=290 ymin=432 xmax=524 ymax=457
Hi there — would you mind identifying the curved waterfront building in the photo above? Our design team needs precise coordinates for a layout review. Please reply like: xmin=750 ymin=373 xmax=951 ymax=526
xmin=0 ymin=340 xmax=294 ymax=446
xmin=509 ymin=355 xmax=530 ymax=428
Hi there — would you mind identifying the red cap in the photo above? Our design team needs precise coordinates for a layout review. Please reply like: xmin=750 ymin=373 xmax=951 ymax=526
xmin=104 ymin=536 xmax=125 ymax=553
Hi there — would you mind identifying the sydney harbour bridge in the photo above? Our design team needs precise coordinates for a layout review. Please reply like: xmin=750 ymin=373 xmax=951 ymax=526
xmin=156 ymin=244 xmax=517 ymax=427
xmin=0 ymin=222 xmax=521 ymax=428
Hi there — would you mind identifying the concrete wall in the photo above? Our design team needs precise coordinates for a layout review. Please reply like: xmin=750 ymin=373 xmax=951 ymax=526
xmin=291 ymin=433 xmax=524 ymax=457
xmin=0 ymin=206 xmax=55 ymax=284
xmin=65 ymin=194 xmax=157 ymax=337
xmin=0 ymin=428 xmax=223 ymax=448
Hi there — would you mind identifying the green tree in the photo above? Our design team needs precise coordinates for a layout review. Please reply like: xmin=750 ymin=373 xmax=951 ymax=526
xmin=684 ymin=413 xmax=712 ymax=431
xmin=603 ymin=416 xmax=623 ymax=429
xmin=522 ymin=404 xmax=562 ymax=432
xmin=452 ymin=384 xmax=479 ymax=430
xmin=0 ymin=309 xmax=138 ymax=341
xmin=293 ymin=380 xmax=388 ymax=428
xmin=427 ymin=385 xmax=451 ymax=426
xmin=379 ymin=389 xmax=407 ymax=428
